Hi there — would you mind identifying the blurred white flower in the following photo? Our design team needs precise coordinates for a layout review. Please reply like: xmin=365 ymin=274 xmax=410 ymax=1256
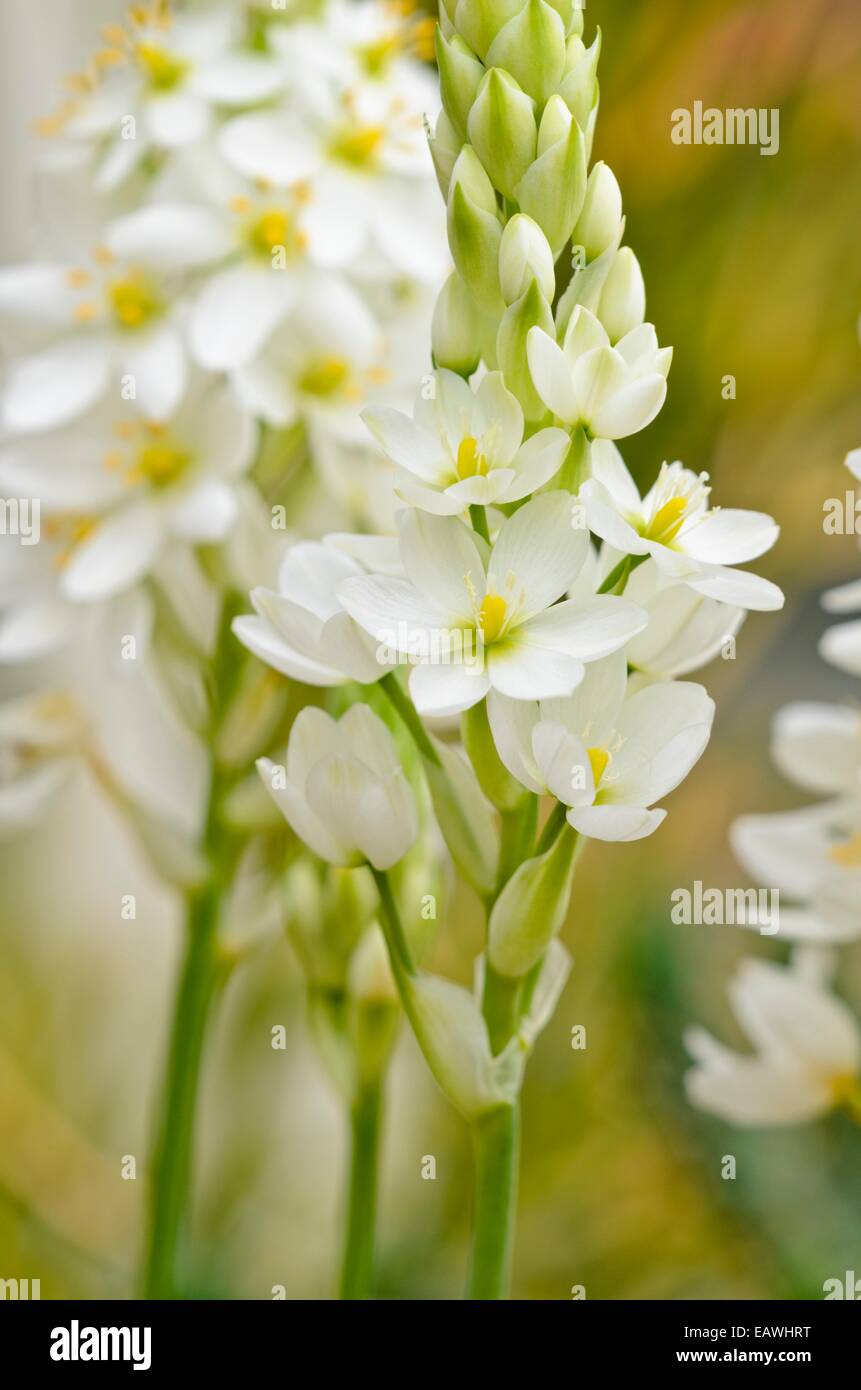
xmin=363 ymin=369 xmax=570 ymax=514
xmin=581 ymin=440 xmax=783 ymax=611
xmin=0 ymin=692 xmax=85 ymax=835
xmin=526 ymin=306 xmax=671 ymax=441
xmin=0 ymin=204 xmax=229 ymax=432
xmin=0 ymin=378 xmax=256 ymax=600
xmin=339 ymin=494 xmax=647 ymax=716
xmin=258 ymin=704 xmax=418 ymax=869
xmin=685 ymin=957 xmax=861 ymax=1126
xmin=488 ymin=649 xmax=714 ymax=841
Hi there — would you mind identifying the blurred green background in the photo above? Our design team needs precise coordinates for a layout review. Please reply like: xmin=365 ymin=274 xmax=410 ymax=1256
xmin=2 ymin=0 xmax=861 ymax=1300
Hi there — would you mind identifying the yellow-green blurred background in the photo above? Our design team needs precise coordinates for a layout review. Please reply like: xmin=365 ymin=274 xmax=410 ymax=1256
xmin=2 ymin=0 xmax=861 ymax=1300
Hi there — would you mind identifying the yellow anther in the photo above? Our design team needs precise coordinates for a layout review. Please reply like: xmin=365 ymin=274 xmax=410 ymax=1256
xmin=92 ymin=244 xmax=116 ymax=266
xmin=73 ymin=301 xmax=98 ymax=323
xmin=587 ymin=747 xmax=610 ymax=787
xmin=135 ymin=43 xmax=188 ymax=92
xmin=230 ymin=195 xmax=251 ymax=215
xmin=456 ymin=435 xmax=488 ymax=480
xmin=134 ymin=440 xmax=190 ymax=486
xmin=479 ymin=592 xmax=507 ymax=644
xmin=103 ymin=451 xmax=124 ymax=471
xmin=67 ymin=269 xmax=91 ymax=288
xmin=251 ymin=209 xmax=290 ymax=254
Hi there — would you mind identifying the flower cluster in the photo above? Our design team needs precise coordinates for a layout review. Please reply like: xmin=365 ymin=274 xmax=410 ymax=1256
xmin=233 ymin=0 xmax=784 ymax=1297
xmin=686 ymin=441 xmax=861 ymax=1127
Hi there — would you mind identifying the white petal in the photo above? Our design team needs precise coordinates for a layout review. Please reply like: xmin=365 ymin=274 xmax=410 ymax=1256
xmin=188 ymin=264 xmax=296 ymax=371
xmin=362 ymin=406 xmax=446 ymax=482
xmin=532 ymin=720 xmax=593 ymax=806
xmin=518 ymin=594 xmax=647 ymax=663
xmin=118 ymin=322 xmax=186 ymax=420
xmin=487 ymin=638 xmax=586 ymax=700
xmin=61 ymin=502 xmax=162 ymax=600
xmin=233 ymin=615 xmax=346 ymax=686
xmin=408 ymin=660 xmax=489 ymax=716
xmin=526 ymin=328 xmax=579 ymax=423
xmin=673 ymin=561 xmax=785 ymax=612
xmin=502 ymin=428 xmax=570 ymax=501
xmin=820 ymin=619 xmax=861 ymax=676
xmin=590 ymin=372 xmax=667 ymax=439
xmin=486 ymin=690 xmax=544 ymax=793
xmin=606 ymin=681 xmax=714 ymax=805
xmin=144 ymin=91 xmax=212 ymax=149
xmin=219 ymin=113 xmax=320 ymax=185
xmin=398 ymin=508 xmax=486 ymax=624
xmin=489 ymin=492 xmax=586 ymax=620
xmin=168 ymin=479 xmax=237 ymax=542
xmin=680 ymin=509 xmax=779 ymax=565
xmin=2 ymin=337 xmax=111 ymax=433
xmin=190 ymin=54 xmax=286 ymax=105
xmin=771 ymin=702 xmax=861 ymax=796
xmin=104 ymin=203 xmax=233 ymax=270
xmin=566 ymin=804 xmax=666 ymax=840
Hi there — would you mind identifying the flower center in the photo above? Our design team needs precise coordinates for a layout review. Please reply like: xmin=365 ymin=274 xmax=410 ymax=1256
xmin=134 ymin=440 xmax=190 ymax=486
xmin=329 ymin=124 xmax=385 ymax=169
xmin=136 ymin=43 xmax=189 ymax=92
xmin=456 ymin=436 xmax=488 ymax=480
xmin=299 ymin=355 xmax=350 ymax=398
xmin=248 ymin=207 xmax=304 ymax=259
xmin=108 ymin=276 xmax=162 ymax=330
xmin=587 ymin=747 xmax=610 ymax=787
xmin=645 ymin=496 xmax=688 ymax=544
xmin=828 ymin=831 xmax=861 ymax=868
xmin=479 ymin=592 xmax=507 ymax=644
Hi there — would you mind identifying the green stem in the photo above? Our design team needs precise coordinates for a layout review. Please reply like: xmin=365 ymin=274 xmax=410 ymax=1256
xmin=141 ymin=862 xmax=225 ymax=1298
xmin=370 ymin=867 xmax=416 ymax=976
xmin=379 ymin=671 xmax=441 ymax=767
xmin=481 ymin=962 xmax=523 ymax=1057
xmin=597 ymin=552 xmax=647 ymax=595
xmin=467 ymin=1104 xmax=519 ymax=1300
xmin=339 ymin=1078 xmax=383 ymax=1301
xmin=469 ymin=504 xmax=491 ymax=543
xmin=534 ymin=799 xmax=568 ymax=856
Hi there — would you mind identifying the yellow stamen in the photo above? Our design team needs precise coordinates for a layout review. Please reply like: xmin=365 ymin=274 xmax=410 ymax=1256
xmin=299 ymin=356 xmax=350 ymax=398
xmin=646 ymin=496 xmax=688 ymax=544
xmin=829 ymin=832 xmax=861 ymax=868
xmin=92 ymin=244 xmax=116 ymax=267
xmin=329 ymin=124 xmax=385 ymax=169
xmin=135 ymin=43 xmax=188 ymax=92
xmin=230 ymin=195 xmax=251 ymax=215
xmin=249 ymin=209 xmax=291 ymax=255
xmin=103 ymin=451 xmax=124 ymax=471
xmin=73 ymin=301 xmax=98 ymax=323
xmin=587 ymin=747 xmax=610 ymax=787
xmin=479 ymin=592 xmax=507 ymax=644
xmin=108 ymin=276 xmax=161 ymax=330
xmin=133 ymin=439 xmax=190 ymax=486
xmin=67 ymin=269 xmax=91 ymax=288
xmin=456 ymin=435 xmax=488 ymax=480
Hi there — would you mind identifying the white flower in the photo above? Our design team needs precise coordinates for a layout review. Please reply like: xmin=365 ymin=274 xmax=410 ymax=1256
xmin=231 ymin=277 xmax=385 ymax=445
xmin=487 ymin=650 xmax=714 ymax=841
xmin=821 ymin=452 xmax=861 ymax=673
xmin=43 ymin=4 xmax=286 ymax=191
xmin=731 ymin=800 xmax=861 ymax=944
xmin=622 ymin=559 xmax=745 ymax=677
xmin=218 ymin=78 xmax=447 ymax=283
xmin=233 ymin=540 xmax=391 ymax=686
xmin=0 ymin=378 xmax=256 ymax=601
xmin=685 ymin=957 xmax=861 ymax=1126
xmin=771 ymin=701 xmax=861 ymax=799
xmin=526 ymin=306 xmax=671 ymax=441
xmin=0 ymin=205 xmax=229 ymax=433
xmin=339 ymin=493 xmax=648 ymax=716
xmin=0 ymin=692 xmax=85 ymax=836
xmin=258 ymin=704 xmax=418 ymax=869
xmin=581 ymin=440 xmax=783 ymax=611
xmin=267 ymin=0 xmax=438 ymax=96
xmin=363 ymin=369 xmax=570 ymax=514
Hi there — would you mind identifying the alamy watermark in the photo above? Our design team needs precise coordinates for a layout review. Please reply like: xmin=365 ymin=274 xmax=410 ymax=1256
xmin=0 ymin=497 xmax=40 ymax=545
xmin=671 ymin=102 xmax=780 ymax=157
xmin=671 ymin=881 xmax=779 ymax=935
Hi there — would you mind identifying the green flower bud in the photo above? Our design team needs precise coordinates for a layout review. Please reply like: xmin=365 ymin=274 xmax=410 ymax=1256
xmin=428 ymin=109 xmax=461 ymax=200
xmin=423 ymin=735 xmax=498 ymax=897
xmin=569 ymin=0 xmax=584 ymax=37
xmin=596 ymin=246 xmax=646 ymax=343
xmin=571 ymin=159 xmax=623 ymax=261
xmin=498 ymin=213 xmax=555 ymax=305
xmin=559 ymin=29 xmax=600 ymax=129
xmin=400 ymin=970 xmax=524 ymax=1117
xmin=515 ymin=96 xmax=586 ymax=256
xmin=554 ymin=233 xmax=621 ymax=338
xmin=436 ymin=28 xmax=485 ymax=140
xmin=467 ymin=68 xmax=537 ymax=202
xmin=454 ymin=0 xmax=524 ymax=62
xmin=462 ymin=699 xmax=528 ymax=811
xmin=485 ymin=0 xmax=566 ymax=107
xmin=489 ymin=822 xmax=579 ymax=977
xmin=497 ymin=276 xmax=555 ymax=419
xmin=433 ymin=271 xmax=483 ymax=375
xmin=447 ymin=150 xmax=504 ymax=312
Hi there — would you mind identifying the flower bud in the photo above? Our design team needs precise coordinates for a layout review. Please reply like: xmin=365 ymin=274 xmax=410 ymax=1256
xmin=596 ymin=246 xmax=646 ymax=343
xmin=489 ymin=821 xmax=579 ymax=977
xmin=485 ymin=0 xmax=566 ymax=106
xmin=497 ymin=276 xmax=555 ymax=420
xmin=423 ymin=736 xmax=498 ymax=897
xmin=454 ymin=0 xmax=525 ymax=62
xmin=428 ymin=110 xmax=461 ymax=201
xmin=436 ymin=29 xmax=484 ymax=140
xmin=467 ymin=68 xmax=537 ymax=202
xmin=515 ymin=96 xmax=586 ymax=256
xmin=559 ymin=30 xmax=601 ymax=130
xmin=498 ymin=213 xmax=555 ymax=305
xmin=447 ymin=150 xmax=504 ymax=312
xmin=571 ymin=160 xmax=623 ymax=261
xmin=432 ymin=271 xmax=483 ymax=375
